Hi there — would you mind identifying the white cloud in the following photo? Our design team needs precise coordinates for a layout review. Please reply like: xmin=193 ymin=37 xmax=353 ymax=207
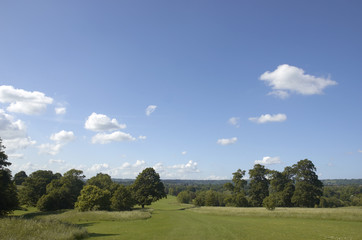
xmin=85 ymin=112 xmax=126 ymax=132
xmin=358 ymin=150 xmax=362 ymax=153
xmin=154 ymin=160 xmax=200 ymax=179
xmin=0 ymin=109 xmax=36 ymax=153
xmin=217 ymin=137 xmax=237 ymax=146
xmin=254 ymin=156 xmax=281 ymax=165
xmin=8 ymin=153 xmax=24 ymax=159
xmin=49 ymin=159 xmax=65 ymax=164
xmin=50 ymin=130 xmax=75 ymax=142
xmin=55 ymin=107 xmax=66 ymax=115
xmin=228 ymin=117 xmax=240 ymax=127
xmin=138 ymin=136 xmax=147 ymax=140
xmin=38 ymin=130 xmax=75 ymax=155
xmin=249 ymin=113 xmax=287 ymax=124
xmin=91 ymin=131 xmax=136 ymax=144
xmin=206 ymin=175 xmax=228 ymax=180
xmin=182 ymin=151 xmax=187 ymax=155
xmin=0 ymin=85 xmax=53 ymax=114
xmin=38 ymin=143 xmax=63 ymax=155
xmin=88 ymin=163 xmax=110 ymax=172
xmin=145 ymin=105 xmax=157 ymax=116
xmin=260 ymin=64 xmax=337 ymax=98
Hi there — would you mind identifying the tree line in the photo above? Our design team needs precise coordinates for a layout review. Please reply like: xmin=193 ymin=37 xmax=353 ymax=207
xmin=175 ymin=160 xmax=362 ymax=209
xmin=0 ymin=138 xmax=166 ymax=215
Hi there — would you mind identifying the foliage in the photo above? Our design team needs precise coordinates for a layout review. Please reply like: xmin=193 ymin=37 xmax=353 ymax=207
xmin=75 ymin=185 xmax=111 ymax=211
xmin=263 ymin=195 xmax=277 ymax=210
xmin=268 ymin=168 xmax=295 ymax=207
xmin=177 ymin=190 xmax=195 ymax=204
xmin=37 ymin=169 xmax=85 ymax=211
xmin=132 ymin=168 xmax=166 ymax=208
xmin=291 ymin=159 xmax=323 ymax=207
xmin=110 ymin=185 xmax=134 ymax=211
xmin=0 ymin=139 xmax=19 ymax=216
xmin=87 ymin=173 xmax=118 ymax=193
xmin=19 ymin=170 xmax=61 ymax=206
xmin=248 ymin=164 xmax=269 ymax=207
xmin=14 ymin=170 xmax=28 ymax=185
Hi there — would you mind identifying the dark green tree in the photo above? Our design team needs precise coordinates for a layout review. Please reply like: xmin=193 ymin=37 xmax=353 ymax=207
xmin=224 ymin=169 xmax=248 ymax=207
xmin=268 ymin=168 xmax=295 ymax=207
xmin=37 ymin=169 xmax=85 ymax=211
xmin=248 ymin=164 xmax=269 ymax=207
xmin=14 ymin=170 xmax=28 ymax=185
xmin=0 ymin=138 xmax=19 ymax=215
xmin=111 ymin=185 xmax=134 ymax=211
xmin=132 ymin=168 xmax=166 ymax=208
xmin=19 ymin=170 xmax=61 ymax=206
xmin=75 ymin=185 xmax=111 ymax=211
xmin=291 ymin=159 xmax=323 ymax=207
xmin=87 ymin=173 xmax=113 ymax=190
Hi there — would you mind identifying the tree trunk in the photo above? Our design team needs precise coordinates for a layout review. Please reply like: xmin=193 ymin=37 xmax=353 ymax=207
xmin=142 ymin=204 xmax=144 ymax=208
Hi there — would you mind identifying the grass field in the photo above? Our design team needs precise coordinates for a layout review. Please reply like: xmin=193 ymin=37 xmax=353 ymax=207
xmin=5 ymin=196 xmax=362 ymax=240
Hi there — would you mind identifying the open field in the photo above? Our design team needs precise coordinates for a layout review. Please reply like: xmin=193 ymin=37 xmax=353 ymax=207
xmin=5 ymin=196 xmax=362 ymax=240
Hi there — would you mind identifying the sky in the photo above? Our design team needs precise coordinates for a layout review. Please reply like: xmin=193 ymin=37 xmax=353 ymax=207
xmin=0 ymin=0 xmax=361 ymax=180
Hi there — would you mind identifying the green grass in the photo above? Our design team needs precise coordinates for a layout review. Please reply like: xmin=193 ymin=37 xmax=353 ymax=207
xmin=0 ymin=218 xmax=88 ymax=240
xmin=8 ymin=197 xmax=362 ymax=239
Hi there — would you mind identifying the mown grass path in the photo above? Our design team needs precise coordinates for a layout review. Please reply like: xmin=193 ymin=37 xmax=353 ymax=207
xmin=84 ymin=196 xmax=362 ymax=240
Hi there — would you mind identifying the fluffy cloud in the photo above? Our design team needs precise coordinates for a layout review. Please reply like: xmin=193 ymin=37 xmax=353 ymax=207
xmin=49 ymin=159 xmax=65 ymax=164
xmin=154 ymin=160 xmax=200 ymax=179
xmin=0 ymin=109 xmax=36 ymax=152
xmin=182 ymin=151 xmax=187 ymax=155
xmin=38 ymin=130 xmax=75 ymax=155
xmin=260 ymin=64 xmax=337 ymax=99
xmin=217 ymin=137 xmax=237 ymax=146
xmin=50 ymin=130 xmax=75 ymax=142
xmin=145 ymin=105 xmax=157 ymax=116
xmin=85 ymin=112 xmax=126 ymax=132
xmin=138 ymin=136 xmax=147 ymax=140
xmin=55 ymin=107 xmax=66 ymax=115
xmin=228 ymin=117 xmax=240 ymax=127
xmin=91 ymin=131 xmax=136 ymax=144
xmin=249 ymin=113 xmax=287 ymax=124
xmin=0 ymin=85 xmax=53 ymax=114
xmin=254 ymin=156 xmax=281 ymax=165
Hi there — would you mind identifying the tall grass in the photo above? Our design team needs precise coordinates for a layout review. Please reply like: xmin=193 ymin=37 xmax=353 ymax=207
xmin=190 ymin=206 xmax=362 ymax=222
xmin=0 ymin=218 xmax=88 ymax=240
xmin=39 ymin=209 xmax=152 ymax=223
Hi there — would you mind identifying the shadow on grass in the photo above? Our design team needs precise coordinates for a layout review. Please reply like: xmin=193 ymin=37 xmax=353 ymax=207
xmin=88 ymin=233 xmax=119 ymax=238
xmin=18 ymin=209 xmax=68 ymax=219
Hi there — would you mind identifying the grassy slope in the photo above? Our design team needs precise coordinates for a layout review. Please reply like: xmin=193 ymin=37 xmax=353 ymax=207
xmin=82 ymin=196 xmax=362 ymax=240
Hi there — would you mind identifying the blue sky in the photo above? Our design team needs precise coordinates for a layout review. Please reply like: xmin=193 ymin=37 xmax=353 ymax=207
xmin=1 ymin=0 xmax=361 ymax=179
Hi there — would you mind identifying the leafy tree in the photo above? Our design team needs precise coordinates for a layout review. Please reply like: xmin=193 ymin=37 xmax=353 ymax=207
xmin=291 ymin=159 xmax=323 ymax=207
xmin=132 ymin=168 xmax=166 ymax=208
xmin=177 ymin=191 xmax=192 ymax=204
xmin=75 ymin=185 xmax=111 ymax=211
xmin=14 ymin=170 xmax=28 ymax=185
xmin=111 ymin=185 xmax=134 ymax=211
xmin=268 ymin=168 xmax=295 ymax=207
xmin=87 ymin=173 xmax=115 ymax=191
xmin=263 ymin=195 xmax=277 ymax=210
xmin=37 ymin=169 xmax=85 ymax=211
xmin=0 ymin=138 xmax=19 ymax=215
xmin=248 ymin=164 xmax=269 ymax=207
xmin=224 ymin=169 xmax=248 ymax=207
xmin=19 ymin=170 xmax=61 ymax=206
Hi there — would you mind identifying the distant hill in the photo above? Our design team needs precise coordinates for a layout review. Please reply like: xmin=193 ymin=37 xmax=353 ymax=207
xmin=112 ymin=178 xmax=362 ymax=186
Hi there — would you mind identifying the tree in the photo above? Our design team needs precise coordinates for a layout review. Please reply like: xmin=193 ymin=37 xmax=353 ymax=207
xmin=268 ymin=168 xmax=295 ymax=207
xmin=111 ymin=185 xmax=134 ymax=211
xmin=75 ymin=185 xmax=111 ymax=211
xmin=132 ymin=168 xmax=166 ymax=208
xmin=19 ymin=170 xmax=61 ymax=206
xmin=291 ymin=159 xmax=323 ymax=207
xmin=248 ymin=164 xmax=269 ymax=207
xmin=37 ymin=169 xmax=85 ymax=211
xmin=14 ymin=171 xmax=28 ymax=185
xmin=224 ymin=169 xmax=248 ymax=207
xmin=87 ymin=173 xmax=115 ymax=191
xmin=177 ymin=191 xmax=192 ymax=204
xmin=0 ymin=138 xmax=19 ymax=215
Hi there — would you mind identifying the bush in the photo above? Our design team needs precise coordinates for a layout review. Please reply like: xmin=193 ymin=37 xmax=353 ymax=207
xmin=75 ymin=185 xmax=111 ymax=211
xmin=111 ymin=185 xmax=134 ymax=211
xmin=177 ymin=191 xmax=192 ymax=204
xmin=263 ymin=195 xmax=277 ymax=210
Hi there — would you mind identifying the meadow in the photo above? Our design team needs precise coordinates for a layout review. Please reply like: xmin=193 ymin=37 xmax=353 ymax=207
xmin=3 ymin=196 xmax=362 ymax=240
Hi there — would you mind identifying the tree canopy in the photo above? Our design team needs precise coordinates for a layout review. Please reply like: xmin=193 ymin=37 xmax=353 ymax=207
xmin=132 ymin=168 xmax=166 ymax=208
